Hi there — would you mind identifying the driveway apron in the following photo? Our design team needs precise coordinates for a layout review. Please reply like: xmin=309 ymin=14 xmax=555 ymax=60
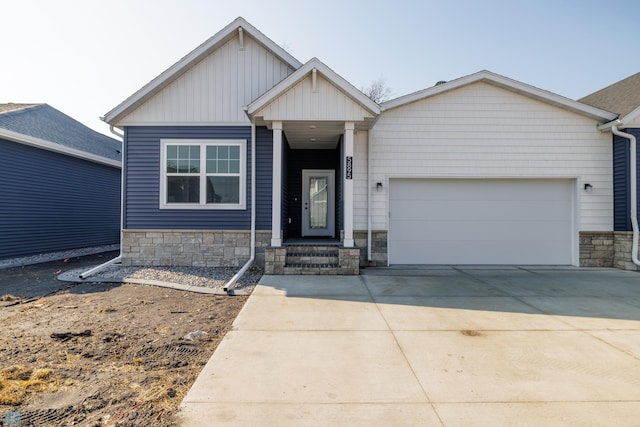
xmin=179 ymin=267 xmax=640 ymax=426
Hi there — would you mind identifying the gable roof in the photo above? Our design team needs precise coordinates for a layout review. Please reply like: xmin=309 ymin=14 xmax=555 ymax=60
xmin=579 ymin=71 xmax=640 ymax=125
xmin=579 ymin=72 xmax=640 ymax=117
xmin=103 ymin=17 xmax=302 ymax=125
xmin=247 ymin=57 xmax=380 ymax=119
xmin=0 ymin=103 xmax=41 ymax=114
xmin=0 ymin=103 xmax=121 ymax=167
xmin=382 ymin=70 xmax=617 ymax=122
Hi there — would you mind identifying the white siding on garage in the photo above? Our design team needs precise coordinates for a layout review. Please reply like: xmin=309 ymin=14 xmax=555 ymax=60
xmin=354 ymin=131 xmax=368 ymax=230
xmin=118 ymin=35 xmax=295 ymax=126
xmin=389 ymin=179 xmax=574 ymax=265
xmin=364 ymin=81 xmax=613 ymax=233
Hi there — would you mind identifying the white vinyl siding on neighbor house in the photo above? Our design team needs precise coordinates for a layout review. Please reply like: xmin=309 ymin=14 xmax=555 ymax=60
xmin=364 ymin=81 xmax=613 ymax=233
xmin=388 ymin=179 xmax=574 ymax=265
xmin=160 ymin=139 xmax=246 ymax=210
xmin=118 ymin=35 xmax=295 ymax=126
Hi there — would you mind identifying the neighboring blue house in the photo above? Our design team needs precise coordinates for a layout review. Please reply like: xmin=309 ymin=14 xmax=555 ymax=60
xmin=0 ymin=103 xmax=122 ymax=260
xmin=104 ymin=17 xmax=631 ymax=273
xmin=580 ymin=72 xmax=640 ymax=270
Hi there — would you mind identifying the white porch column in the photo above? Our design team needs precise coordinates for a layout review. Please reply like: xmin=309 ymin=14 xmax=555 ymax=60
xmin=343 ymin=122 xmax=355 ymax=247
xmin=271 ymin=121 xmax=283 ymax=247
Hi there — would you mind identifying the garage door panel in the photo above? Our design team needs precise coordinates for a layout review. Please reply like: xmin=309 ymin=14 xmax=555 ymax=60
xmin=389 ymin=239 xmax=571 ymax=264
xmin=391 ymin=200 xmax=572 ymax=222
xmin=389 ymin=179 xmax=573 ymax=265
xmin=390 ymin=179 xmax=572 ymax=202
xmin=391 ymin=219 xmax=571 ymax=242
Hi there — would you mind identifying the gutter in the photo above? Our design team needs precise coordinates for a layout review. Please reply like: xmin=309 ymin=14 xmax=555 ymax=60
xmin=224 ymin=121 xmax=257 ymax=293
xmin=611 ymin=124 xmax=640 ymax=265
xmin=79 ymin=125 xmax=126 ymax=279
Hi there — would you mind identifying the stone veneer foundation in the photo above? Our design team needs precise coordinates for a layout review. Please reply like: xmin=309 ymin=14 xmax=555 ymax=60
xmin=613 ymin=231 xmax=640 ymax=271
xmin=121 ymin=230 xmax=271 ymax=267
xmin=579 ymin=231 xmax=614 ymax=267
xmin=353 ymin=230 xmax=388 ymax=267
xmin=580 ymin=231 xmax=640 ymax=271
xmin=123 ymin=229 xmax=640 ymax=272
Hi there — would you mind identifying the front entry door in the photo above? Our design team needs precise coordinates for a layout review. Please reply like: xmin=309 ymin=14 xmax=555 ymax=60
xmin=302 ymin=169 xmax=335 ymax=237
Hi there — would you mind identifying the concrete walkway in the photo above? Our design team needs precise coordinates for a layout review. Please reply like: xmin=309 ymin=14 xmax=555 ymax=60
xmin=179 ymin=267 xmax=640 ymax=426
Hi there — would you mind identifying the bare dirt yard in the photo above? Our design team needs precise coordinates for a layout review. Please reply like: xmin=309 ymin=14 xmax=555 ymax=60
xmin=0 ymin=253 xmax=249 ymax=426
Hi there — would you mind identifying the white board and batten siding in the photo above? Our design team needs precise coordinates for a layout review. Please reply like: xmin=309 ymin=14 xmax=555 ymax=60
xmin=255 ymin=74 xmax=374 ymax=122
xmin=366 ymin=81 xmax=612 ymax=265
xmin=117 ymin=34 xmax=295 ymax=126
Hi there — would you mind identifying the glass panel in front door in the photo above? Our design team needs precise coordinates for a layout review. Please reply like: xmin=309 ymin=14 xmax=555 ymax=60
xmin=309 ymin=177 xmax=328 ymax=229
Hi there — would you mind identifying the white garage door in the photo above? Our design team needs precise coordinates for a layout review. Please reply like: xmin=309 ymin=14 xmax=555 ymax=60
xmin=389 ymin=179 xmax=574 ymax=265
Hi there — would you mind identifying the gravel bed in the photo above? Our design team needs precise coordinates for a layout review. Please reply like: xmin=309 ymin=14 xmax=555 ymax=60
xmin=66 ymin=264 xmax=263 ymax=295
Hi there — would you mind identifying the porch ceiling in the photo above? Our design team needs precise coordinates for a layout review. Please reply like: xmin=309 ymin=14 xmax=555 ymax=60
xmin=284 ymin=121 xmax=344 ymax=149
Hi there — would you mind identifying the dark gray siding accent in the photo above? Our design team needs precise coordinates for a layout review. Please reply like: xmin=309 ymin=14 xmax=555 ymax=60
xmin=284 ymin=145 xmax=340 ymax=238
xmin=255 ymin=126 xmax=273 ymax=230
xmin=0 ymin=138 xmax=121 ymax=259
xmin=613 ymin=128 xmax=640 ymax=232
xmin=613 ymin=134 xmax=631 ymax=231
xmin=281 ymin=134 xmax=289 ymax=240
xmin=124 ymin=126 xmax=257 ymax=230
xmin=337 ymin=135 xmax=343 ymax=234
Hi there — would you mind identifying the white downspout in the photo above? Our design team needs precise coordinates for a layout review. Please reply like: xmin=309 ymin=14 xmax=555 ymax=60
xmin=367 ymin=131 xmax=373 ymax=262
xmin=79 ymin=125 xmax=125 ymax=278
xmin=224 ymin=121 xmax=257 ymax=293
xmin=612 ymin=124 xmax=640 ymax=265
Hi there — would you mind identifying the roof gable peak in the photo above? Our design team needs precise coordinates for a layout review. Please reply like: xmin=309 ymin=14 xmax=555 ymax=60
xmin=248 ymin=57 xmax=380 ymax=117
xmin=103 ymin=17 xmax=302 ymax=125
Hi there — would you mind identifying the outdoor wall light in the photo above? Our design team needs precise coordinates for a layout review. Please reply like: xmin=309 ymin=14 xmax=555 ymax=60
xmin=376 ymin=182 xmax=383 ymax=191
xmin=584 ymin=183 xmax=593 ymax=192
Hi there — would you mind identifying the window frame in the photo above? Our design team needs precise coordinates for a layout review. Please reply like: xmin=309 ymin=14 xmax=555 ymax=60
xmin=160 ymin=139 xmax=246 ymax=210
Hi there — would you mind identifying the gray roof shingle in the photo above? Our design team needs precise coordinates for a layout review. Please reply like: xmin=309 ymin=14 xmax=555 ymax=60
xmin=0 ymin=103 xmax=121 ymax=162
xmin=579 ymin=72 xmax=640 ymax=118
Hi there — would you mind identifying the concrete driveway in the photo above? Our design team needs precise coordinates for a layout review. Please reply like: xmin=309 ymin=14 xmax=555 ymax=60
xmin=179 ymin=267 xmax=640 ymax=426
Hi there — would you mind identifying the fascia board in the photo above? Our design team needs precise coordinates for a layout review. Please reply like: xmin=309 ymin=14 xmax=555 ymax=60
xmin=103 ymin=17 xmax=302 ymax=125
xmin=621 ymin=105 xmax=640 ymax=126
xmin=0 ymin=128 xmax=121 ymax=168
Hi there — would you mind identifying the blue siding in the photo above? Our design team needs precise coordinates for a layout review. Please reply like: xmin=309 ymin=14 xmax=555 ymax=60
xmin=125 ymin=126 xmax=274 ymax=230
xmin=0 ymin=138 xmax=121 ymax=259
xmin=613 ymin=128 xmax=640 ymax=232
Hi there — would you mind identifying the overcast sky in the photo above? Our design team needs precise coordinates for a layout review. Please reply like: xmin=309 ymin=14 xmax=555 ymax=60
xmin=2 ymin=0 xmax=639 ymax=137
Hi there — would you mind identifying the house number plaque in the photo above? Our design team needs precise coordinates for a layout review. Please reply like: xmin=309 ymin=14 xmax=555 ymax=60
xmin=346 ymin=156 xmax=353 ymax=180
